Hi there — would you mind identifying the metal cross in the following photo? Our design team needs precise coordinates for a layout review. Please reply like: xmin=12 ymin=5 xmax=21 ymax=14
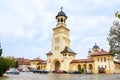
xmin=60 ymin=6 xmax=63 ymax=11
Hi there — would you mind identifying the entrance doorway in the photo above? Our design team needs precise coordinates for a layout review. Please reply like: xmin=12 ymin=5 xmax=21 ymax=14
xmin=54 ymin=61 xmax=60 ymax=70
xmin=98 ymin=66 xmax=105 ymax=73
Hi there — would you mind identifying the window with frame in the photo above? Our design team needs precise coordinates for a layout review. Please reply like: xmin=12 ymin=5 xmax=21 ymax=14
xmin=55 ymin=46 xmax=59 ymax=50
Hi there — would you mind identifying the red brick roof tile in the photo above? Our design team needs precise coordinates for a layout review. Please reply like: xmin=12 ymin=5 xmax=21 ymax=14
xmin=91 ymin=49 xmax=113 ymax=56
xmin=31 ymin=57 xmax=45 ymax=62
xmin=71 ymin=57 xmax=93 ymax=63
xmin=17 ymin=58 xmax=30 ymax=65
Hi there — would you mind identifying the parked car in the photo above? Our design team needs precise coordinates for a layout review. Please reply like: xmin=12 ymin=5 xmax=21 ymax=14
xmin=39 ymin=70 xmax=49 ymax=74
xmin=53 ymin=70 xmax=57 ymax=73
xmin=22 ymin=68 xmax=30 ymax=72
xmin=69 ymin=70 xmax=81 ymax=74
xmin=57 ymin=70 xmax=63 ymax=74
xmin=86 ymin=70 xmax=93 ymax=74
xmin=33 ymin=70 xmax=49 ymax=74
xmin=33 ymin=70 xmax=40 ymax=73
xmin=6 ymin=68 xmax=20 ymax=75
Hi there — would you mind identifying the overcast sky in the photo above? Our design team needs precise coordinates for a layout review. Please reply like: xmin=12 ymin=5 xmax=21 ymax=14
xmin=0 ymin=0 xmax=120 ymax=60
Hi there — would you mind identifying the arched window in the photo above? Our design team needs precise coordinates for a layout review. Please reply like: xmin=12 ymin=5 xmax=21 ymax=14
xmin=89 ymin=64 xmax=93 ymax=70
xmin=101 ymin=58 xmax=103 ymax=62
xmin=78 ymin=65 xmax=81 ymax=71
xmin=61 ymin=18 xmax=63 ymax=22
xmin=104 ymin=57 xmax=106 ymax=62
xmin=58 ymin=18 xmax=60 ymax=22
xmin=105 ymin=65 xmax=107 ymax=68
xmin=98 ymin=65 xmax=100 ymax=69
xmin=64 ymin=19 xmax=65 ymax=23
xmin=98 ymin=58 xmax=99 ymax=62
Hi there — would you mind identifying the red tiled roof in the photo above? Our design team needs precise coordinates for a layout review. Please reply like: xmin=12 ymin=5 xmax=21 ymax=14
xmin=71 ymin=58 xmax=93 ymax=63
xmin=91 ymin=49 xmax=113 ymax=56
xmin=61 ymin=46 xmax=76 ymax=54
xmin=46 ymin=51 xmax=53 ymax=55
xmin=17 ymin=58 xmax=30 ymax=65
xmin=37 ymin=61 xmax=47 ymax=65
xmin=31 ymin=58 xmax=45 ymax=62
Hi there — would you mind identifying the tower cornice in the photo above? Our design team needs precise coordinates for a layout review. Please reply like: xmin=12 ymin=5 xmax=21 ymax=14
xmin=53 ymin=26 xmax=70 ymax=31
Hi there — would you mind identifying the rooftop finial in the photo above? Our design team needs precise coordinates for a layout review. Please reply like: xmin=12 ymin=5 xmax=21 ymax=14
xmin=60 ymin=6 xmax=63 ymax=11
xmin=95 ymin=42 xmax=97 ymax=45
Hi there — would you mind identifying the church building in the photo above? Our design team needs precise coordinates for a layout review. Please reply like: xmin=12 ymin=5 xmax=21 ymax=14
xmin=31 ymin=8 xmax=120 ymax=74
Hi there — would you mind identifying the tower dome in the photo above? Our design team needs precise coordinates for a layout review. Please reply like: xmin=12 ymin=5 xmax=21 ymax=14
xmin=93 ymin=43 xmax=99 ymax=49
xmin=56 ymin=7 xmax=67 ymax=19
xmin=88 ymin=48 xmax=92 ymax=57
xmin=92 ymin=43 xmax=100 ymax=52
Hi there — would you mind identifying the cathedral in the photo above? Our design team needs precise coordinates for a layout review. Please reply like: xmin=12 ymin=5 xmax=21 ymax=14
xmin=30 ymin=8 xmax=120 ymax=74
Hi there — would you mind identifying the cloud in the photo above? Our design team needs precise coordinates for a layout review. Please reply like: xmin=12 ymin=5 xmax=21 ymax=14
xmin=0 ymin=0 xmax=119 ymax=59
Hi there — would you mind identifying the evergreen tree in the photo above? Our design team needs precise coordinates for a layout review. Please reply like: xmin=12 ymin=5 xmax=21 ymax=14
xmin=0 ymin=57 xmax=10 ymax=77
xmin=14 ymin=60 xmax=19 ymax=68
xmin=0 ymin=42 xmax=2 ymax=57
xmin=5 ymin=56 xmax=16 ymax=68
xmin=0 ymin=42 xmax=11 ymax=77
xmin=108 ymin=21 xmax=120 ymax=59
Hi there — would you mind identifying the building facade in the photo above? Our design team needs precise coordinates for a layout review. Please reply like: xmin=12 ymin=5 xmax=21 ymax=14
xmin=17 ymin=58 xmax=31 ymax=71
xmin=32 ymin=8 xmax=120 ymax=74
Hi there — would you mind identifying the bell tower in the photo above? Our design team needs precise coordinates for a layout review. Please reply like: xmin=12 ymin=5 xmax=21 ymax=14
xmin=46 ymin=7 xmax=76 ymax=71
xmin=51 ymin=7 xmax=71 ymax=54
xmin=56 ymin=7 xmax=67 ymax=27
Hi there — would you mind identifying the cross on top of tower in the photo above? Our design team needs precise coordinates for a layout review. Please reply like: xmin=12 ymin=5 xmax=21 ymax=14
xmin=60 ymin=6 xmax=63 ymax=11
xmin=56 ymin=7 xmax=67 ymax=19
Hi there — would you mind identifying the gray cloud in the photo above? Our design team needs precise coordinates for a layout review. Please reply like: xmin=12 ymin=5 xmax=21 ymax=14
xmin=0 ymin=0 xmax=119 ymax=59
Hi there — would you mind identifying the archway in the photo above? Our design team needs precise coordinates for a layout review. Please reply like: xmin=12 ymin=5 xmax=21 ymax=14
xmin=98 ymin=66 xmax=105 ymax=73
xmin=89 ymin=64 xmax=93 ymax=70
xmin=78 ymin=65 xmax=81 ymax=71
xmin=54 ymin=61 xmax=60 ymax=71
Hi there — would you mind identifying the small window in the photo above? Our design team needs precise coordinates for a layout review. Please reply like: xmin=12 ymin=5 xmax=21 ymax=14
xmin=55 ymin=46 xmax=59 ymax=50
xmin=101 ymin=58 xmax=103 ymax=62
xmin=58 ymin=18 xmax=60 ymax=22
xmin=105 ymin=65 xmax=107 ymax=68
xmin=98 ymin=58 xmax=99 ymax=62
xmin=104 ymin=58 xmax=106 ymax=62
xmin=63 ymin=53 xmax=67 ymax=56
xmin=64 ymin=54 xmax=67 ymax=56
xmin=98 ymin=65 xmax=100 ymax=69
xmin=69 ymin=54 xmax=71 ymax=56
xmin=64 ymin=19 xmax=65 ymax=23
xmin=61 ymin=18 xmax=63 ymax=22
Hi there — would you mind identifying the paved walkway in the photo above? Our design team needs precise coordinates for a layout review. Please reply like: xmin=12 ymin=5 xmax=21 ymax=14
xmin=0 ymin=72 xmax=120 ymax=80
